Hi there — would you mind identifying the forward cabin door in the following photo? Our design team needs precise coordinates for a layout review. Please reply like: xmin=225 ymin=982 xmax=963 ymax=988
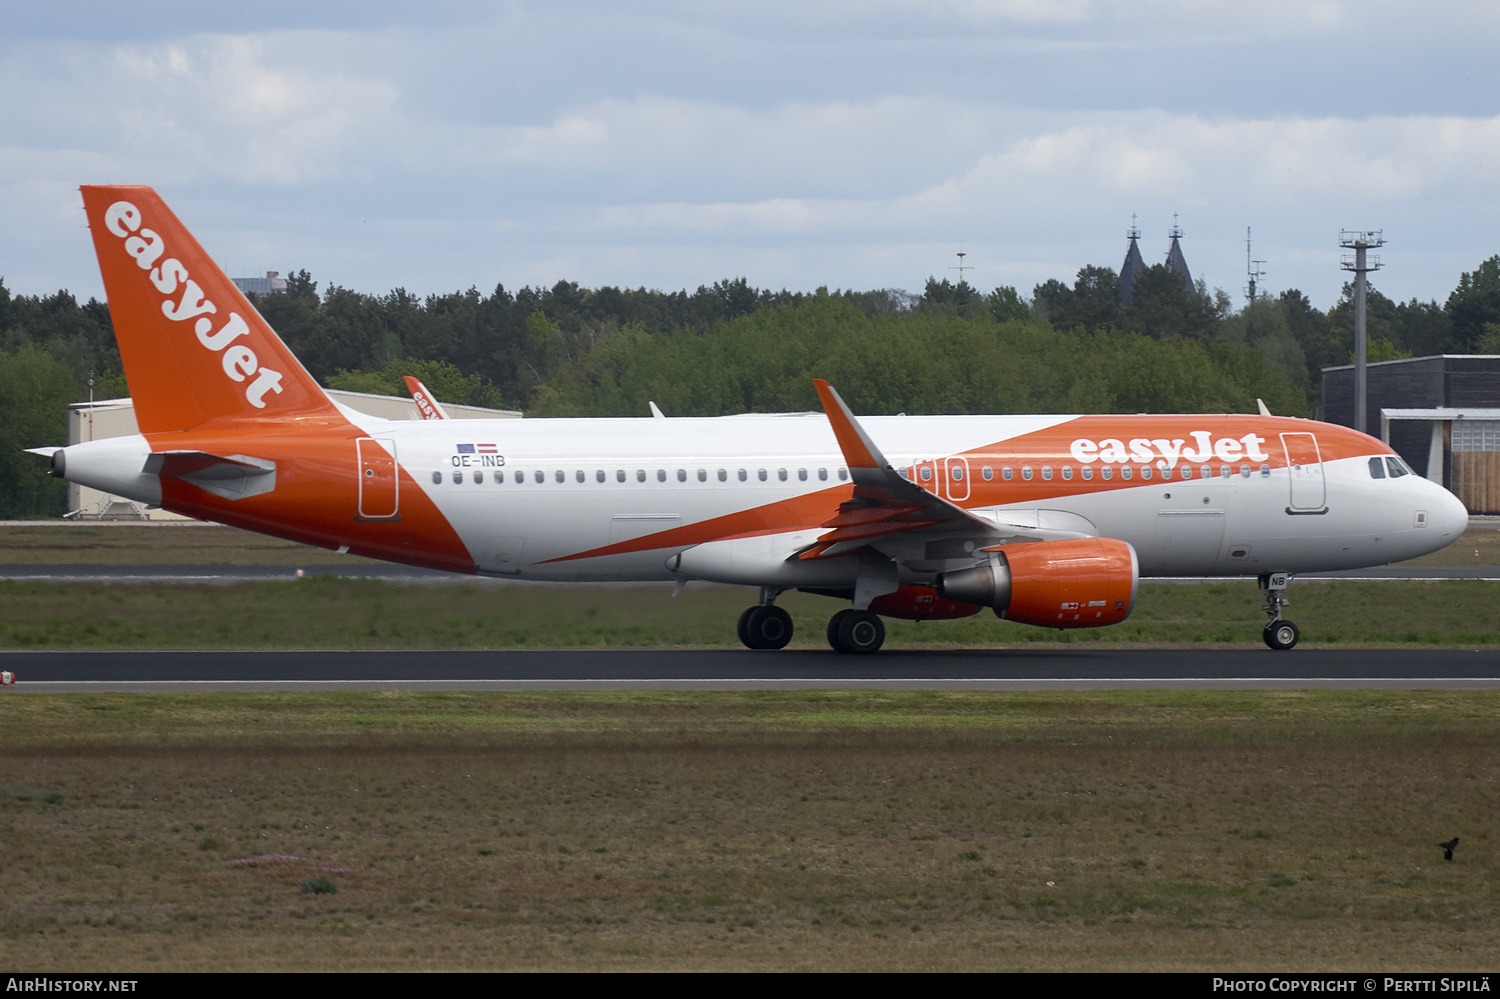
xmin=357 ymin=438 xmax=399 ymax=519
xmin=1280 ymin=432 xmax=1326 ymax=512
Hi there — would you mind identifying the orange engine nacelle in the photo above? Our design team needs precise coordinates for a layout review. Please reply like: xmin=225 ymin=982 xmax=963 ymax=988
xmin=868 ymin=586 xmax=983 ymax=622
xmin=935 ymin=538 xmax=1138 ymax=629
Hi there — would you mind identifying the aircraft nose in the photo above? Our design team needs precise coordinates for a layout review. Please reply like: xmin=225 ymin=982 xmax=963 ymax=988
xmin=1440 ymin=487 xmax=1469 ymax=539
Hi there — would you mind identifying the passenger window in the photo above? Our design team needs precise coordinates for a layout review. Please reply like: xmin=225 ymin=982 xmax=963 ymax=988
xmin=778 ymin=469 xmax=788 ymax=481
xmin=837 ymin=468 xmax=848 ymax=481
xmin=1369 ymin=457 xmax=1386 ymax=479
xmin=637 ymin=469 xmax=646 ymax=483
xmin=658 ymin=469 xmax=666 ymax=482
xmin=1260 ymin=464 xmax=1271 ymax=477
xmin=1178 ymin=465 xmax=1191 ymax=480
xmin=496 ymin=470 xmax=505 ymax=483
xmin=596 ymin=470 xmax=605 ymax=483
xmin=431 ymin=471 xmax=442 ymax=485
xmin=678 ymin=469 xmax=687 ymax=482
xmin=1386 ymin=457 xmax=1409 ymax=478
xmin=1201 ymin=465 xmax=1211 ymax=479
xmin=1120 ymin=466 xmax=1132 ymax=480
xmin=818 ymin=468 xmax=827 ymax=481
xmin=1002 ymin=467 xmax=1013 ymax=481
xmin=981 ymin=466 xmax=993 ymax=481
xmin=1080 ymin=466 xmax=1092 ymax=481
xmin=1061 ymin=466 xmax=1073 ymax=480
xmin=1101 ymin=466 xmax=1112 ymax=480
xmin=698 ymin=469 xmax=707 ymax=482
xmin=798 ymin=468 xmax=807 ymax=481
xmin=452 ymin=471 xmax=463 ymax=484
xmin=739 ymin=469 xmax=748 ymax=482
xmin=616 ymin=470 xmax=626 ymax=483
xmin=1140 ymin=466 xmax=1152 ymax=480
xmin=952 ymin=466 xmax=964 ymax=481
xmin=920 ymin=466 xmax=932 ymax=481
xmin=557 ymin=470 xmax=566 ymax=484
xmin=1220 ymin=465 xmax=1231 ymax=479
xmin=718 ymin=469 xmax=728 ymax=482
xmin=1240 ymin=464 xmax=1251 ymax=478
xmin=758 ymin=469 xmax=768 ymax=481
xmin=1021 ymin=466 xmax=1032 ymax=481
xmin=534 ymin=470 xmax=545 ymax=484
xmin=474 ymin=470 xmax=484 ymax=484
xmin=577 ymin=470 xmax=586 ymax=483
xmin=1041 ymin=466 xmax=1053 ymax=480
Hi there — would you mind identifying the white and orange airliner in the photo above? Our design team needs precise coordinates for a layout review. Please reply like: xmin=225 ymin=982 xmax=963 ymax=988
xmin=32 ymin=186 xmax=1469 ymax=653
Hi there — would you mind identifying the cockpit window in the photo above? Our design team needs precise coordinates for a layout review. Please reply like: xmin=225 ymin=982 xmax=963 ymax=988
xmin=1368 ymin=457 xmax=1386 ymax=479
xmin=1386 ymin=456 xmax=1409 ymax=478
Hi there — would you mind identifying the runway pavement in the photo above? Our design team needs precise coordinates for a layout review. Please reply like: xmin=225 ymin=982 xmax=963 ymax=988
xmin=3 ymin=647 xmax=1498 ymax=691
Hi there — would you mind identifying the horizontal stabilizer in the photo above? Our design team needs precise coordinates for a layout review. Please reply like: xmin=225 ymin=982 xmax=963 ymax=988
xmin=144 ymin=450 xmax=276 ymax=500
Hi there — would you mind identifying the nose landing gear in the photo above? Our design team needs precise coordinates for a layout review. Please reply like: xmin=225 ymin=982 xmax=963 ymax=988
xmin=1259 ymin=572 xmax=1299 ymax=650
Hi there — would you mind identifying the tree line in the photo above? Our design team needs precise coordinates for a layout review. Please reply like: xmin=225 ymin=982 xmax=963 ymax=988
xmin=5 ymin=253 xmax=1500 ymax=518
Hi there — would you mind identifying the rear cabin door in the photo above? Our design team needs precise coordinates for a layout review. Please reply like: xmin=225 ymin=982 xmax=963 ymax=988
xmin=357 ymin=438 xmax=399 ymax=519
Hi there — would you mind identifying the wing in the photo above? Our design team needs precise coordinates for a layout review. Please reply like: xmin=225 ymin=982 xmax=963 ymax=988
xmin=803 ymin=380 xmax=1094 ymax=562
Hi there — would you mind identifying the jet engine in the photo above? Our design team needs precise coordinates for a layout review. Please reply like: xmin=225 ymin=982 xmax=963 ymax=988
xmin=935 ymin=537 xmax=1138 ymax=628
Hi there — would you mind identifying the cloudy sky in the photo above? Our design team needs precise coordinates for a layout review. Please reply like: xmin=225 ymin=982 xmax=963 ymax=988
xmin=4 ymin=1 xmax=1499 ymax=309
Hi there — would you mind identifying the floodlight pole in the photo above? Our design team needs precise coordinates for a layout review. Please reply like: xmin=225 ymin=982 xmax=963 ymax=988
xmin=1340 ymin=230 xmax=1384 ymax=434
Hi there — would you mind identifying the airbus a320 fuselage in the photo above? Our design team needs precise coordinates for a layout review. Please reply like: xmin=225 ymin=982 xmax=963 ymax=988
xmin=35 ymin=186 xmax=1468 ymax=654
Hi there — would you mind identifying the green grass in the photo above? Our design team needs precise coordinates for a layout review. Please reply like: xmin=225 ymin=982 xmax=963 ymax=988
xmin=1 ymin=689 xmax=1496 ymax=971
xmin=1 ymin=575 xmax=1497 ymax=649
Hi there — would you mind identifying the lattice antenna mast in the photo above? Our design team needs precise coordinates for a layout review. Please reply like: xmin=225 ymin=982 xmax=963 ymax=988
xmin=949 ymin=248 xmax=973 ymax=283
xmin=1340 ymin=229 xmax=1386 ymax=435
xmin=1245 ymin=227 xmax=1267 ymax=303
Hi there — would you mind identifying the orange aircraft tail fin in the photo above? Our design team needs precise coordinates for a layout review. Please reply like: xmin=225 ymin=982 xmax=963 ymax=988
xmin=403 ymin=376 xmax=450 ymax=420
xmin=80 ymin=185 xmax=338 ymax=434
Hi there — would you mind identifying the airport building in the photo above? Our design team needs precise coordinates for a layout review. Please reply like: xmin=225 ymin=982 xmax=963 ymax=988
xmin=1322 ymin=354 xmax=1500 ymax=514
xmin=66 ymin=390 xmax=521 ymax=519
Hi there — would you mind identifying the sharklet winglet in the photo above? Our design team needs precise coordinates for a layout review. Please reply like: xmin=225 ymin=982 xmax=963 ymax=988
xmin=814 ymin=379 xmax=889 ymax=474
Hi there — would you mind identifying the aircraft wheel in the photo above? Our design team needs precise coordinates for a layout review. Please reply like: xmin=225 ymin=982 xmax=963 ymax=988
xmin=742 ymin=605 xmax=793 ymax=650
xmin=826 ymin=609 xmax=853 ymax=651
xmin=835 ymin=610 xmax=885 ymax=655
xmin=737 ymin=606 xmax=759 ymax=649
xmin=1263 ymin=620 xmax=1299 ymax=651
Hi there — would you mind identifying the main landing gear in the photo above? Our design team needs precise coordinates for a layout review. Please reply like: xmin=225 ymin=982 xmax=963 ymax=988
xmin=735 ymin=590 xmax=887 ymax=654
xmin=1259 ymin=572 xmax=1299 ymax=650
xmin=737 ymin=587 xmax=793 ymax=650
xmin=826 ymin=609 xmax=885 ymax=655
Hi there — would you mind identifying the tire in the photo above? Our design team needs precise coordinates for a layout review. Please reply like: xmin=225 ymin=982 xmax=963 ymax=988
xmin=745 ymin=605 xmax=793 ymax=650
xmin=826 ymin=609 xmax=853 ymax=651
xmin=1263 ymin=620 xmax=1299 ymax=651
xmin=835 ymin=610 xmax=885 ymax=655
xmin=737 ymin=606 xmax=759 ymax=649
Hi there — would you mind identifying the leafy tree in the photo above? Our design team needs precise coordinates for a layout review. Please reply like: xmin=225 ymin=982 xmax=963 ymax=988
xmin=1446 ymin=255 xmax=1500 ymax=351
xmin=1122 ymin=265 xmax=1216 ymax=341
xmin=920 ymin=277 xmax=983 ymax=320
xmin=985 ymin=285 xmax=1030 ymax=324
xmin=0 ymin=346 xmax=74 ymax=517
